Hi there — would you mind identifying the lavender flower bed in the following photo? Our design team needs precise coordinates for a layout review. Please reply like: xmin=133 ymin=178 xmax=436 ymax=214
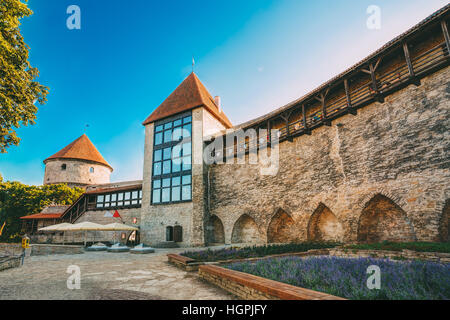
xmin=225 ymin=256 xmax=450 ymax=300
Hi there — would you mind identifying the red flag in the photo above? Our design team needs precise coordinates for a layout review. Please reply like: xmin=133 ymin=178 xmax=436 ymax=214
xmin=113 ymin=210 xmax=121 ymax=218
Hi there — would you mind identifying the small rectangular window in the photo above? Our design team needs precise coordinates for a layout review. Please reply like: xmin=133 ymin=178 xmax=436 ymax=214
xmin=153 ymin=162 xmax=162 ymax=176
xmin=164 ymin=122 xmax=172 ymax=130
xmin=182 ymin=185 xmax=191 ymax=201
xmin=163 ymin=160 xmax=171 ymax=174
xmin=155 ymin=132 xmax=163 ymax=145
xmin=163 ymin=147 xmax=171 ymax=160
xmin=124 ymin=192 xmax=131 ymax=200
xmin=155 ymin=125 xmax=164 ymax=132
xmin=162 ymin=178 xmax=171 ymax=188
xmin=152 ymin=189 xmax=161 ymax=203
xmin=183 ymin=116 xmax=192 ymax=124
xmin=172 ymin=176 xmax=180 ymax=186
xmin=154 ymin=149 xmax=162 ymax=162
xmin=153 ymin=180 xmax=161 ymax=189
xmin=111 ymin=194 xmax=117 ymax=201
xmin=174 ymin=119 xmax=182 ymax=127
xmin=118 ymin=193 xmax=124 ymax=201
xmin=164 ymin=130 xmax=172 ymax=143
xmin=162 ymin=188 xmax=170 ymax=202
xmin=172 ymin=186 xmax=181 ymax=202
xmin=132 ymin=191 xmax=138 ymax=199
xmin=182 ymin=175 xmax=191 ymax=185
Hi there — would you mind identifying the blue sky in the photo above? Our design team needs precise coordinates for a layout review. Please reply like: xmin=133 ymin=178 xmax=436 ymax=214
xmin=0 ymin=0 xmax=447 ymax=185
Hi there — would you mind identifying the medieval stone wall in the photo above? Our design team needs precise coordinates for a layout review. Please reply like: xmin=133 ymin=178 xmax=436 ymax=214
xmin=44 ymin=159 xmax=112 ymax=187
xmin=208 ymin=66 xmax=450 ymax=244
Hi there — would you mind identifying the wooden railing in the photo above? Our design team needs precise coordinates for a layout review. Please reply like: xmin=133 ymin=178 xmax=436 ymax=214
xmin=214 ymin=39 xmax=449 ymax=158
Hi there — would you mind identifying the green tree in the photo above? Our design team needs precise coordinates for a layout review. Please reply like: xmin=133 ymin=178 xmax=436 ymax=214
xmin=0 ymin=181 xmax=84 ymax=242
xmin=0 ymin=0 xmax=49 ymax=153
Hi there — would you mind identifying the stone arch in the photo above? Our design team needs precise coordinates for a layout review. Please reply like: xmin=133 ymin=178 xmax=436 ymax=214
xmin=231 ymin=214 xmax=263 ymax=244
xmin=267 ymin=209 xmax=296 ymax=243
xmin=439 ymin=199 xmax=450 ymax=242
xmin=207 ymin=215 xmax=225 ymax=244
xmin=307 ymin=203 xmax=344 ymax=242
xmin=357 ymin=194 xmax=416 ymax=243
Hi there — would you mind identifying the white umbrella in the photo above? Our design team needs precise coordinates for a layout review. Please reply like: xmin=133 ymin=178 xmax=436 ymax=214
xmin=38 ymin=223 xmax=73 ymax=245
xmin=64 ymin=222 xmax=106 ymax=246
xmin=38 ymin=223 xmax=72 ymax=232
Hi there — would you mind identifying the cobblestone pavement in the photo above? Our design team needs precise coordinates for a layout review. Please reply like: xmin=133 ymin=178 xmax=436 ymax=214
xmin=0 ymin=248 xmax=234 ymax=300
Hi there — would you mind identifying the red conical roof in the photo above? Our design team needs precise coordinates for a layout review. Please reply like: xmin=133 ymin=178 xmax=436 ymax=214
xmin=44 ymin=134 xmax=113 ymax=171
xmin=143 ymin=72 xmax=232 ymax=128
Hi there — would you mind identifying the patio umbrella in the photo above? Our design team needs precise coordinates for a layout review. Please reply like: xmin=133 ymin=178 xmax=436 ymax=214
xmin=63 ymin=222 xmax=106 ymax=246
xmin=38 ymin=223 xmax=73 ymax=245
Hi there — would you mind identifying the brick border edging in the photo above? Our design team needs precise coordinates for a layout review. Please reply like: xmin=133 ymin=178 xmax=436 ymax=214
xmin=167 ymin=249 xmax=330 ymax=271
xmin=198 ymin=264 xmax=346 ymax=300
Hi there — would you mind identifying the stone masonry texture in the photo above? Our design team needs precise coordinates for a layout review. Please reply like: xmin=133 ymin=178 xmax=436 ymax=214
xmin=207 ymin=66 xmax=450 ymax=244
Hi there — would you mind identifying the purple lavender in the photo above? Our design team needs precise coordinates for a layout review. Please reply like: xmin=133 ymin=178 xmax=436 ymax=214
xmin=225 ymin=256 xmax=450 ymax=300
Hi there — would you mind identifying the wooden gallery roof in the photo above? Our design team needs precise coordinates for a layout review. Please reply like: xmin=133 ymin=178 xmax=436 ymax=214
xmin=143 ymin=72 xmax=233 ymax=128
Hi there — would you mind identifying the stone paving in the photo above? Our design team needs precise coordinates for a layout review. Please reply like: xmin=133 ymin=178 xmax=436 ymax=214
xmin=0 ymin=248 xmax=234 ymax=300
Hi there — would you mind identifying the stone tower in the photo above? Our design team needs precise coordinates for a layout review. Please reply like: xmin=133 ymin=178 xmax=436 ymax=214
xmin=140 ymin=72 xmax=232 ymax=247
xmin=43 ymin=134 xmax=113 ymax=188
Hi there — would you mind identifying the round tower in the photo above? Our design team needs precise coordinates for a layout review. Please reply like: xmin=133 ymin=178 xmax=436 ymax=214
xmin=43 ymin=134 xmax=113 ymax=188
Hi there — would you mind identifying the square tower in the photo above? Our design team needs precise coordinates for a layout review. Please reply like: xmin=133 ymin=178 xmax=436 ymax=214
xmin=140 ymin=73 xmax=232 ymax=247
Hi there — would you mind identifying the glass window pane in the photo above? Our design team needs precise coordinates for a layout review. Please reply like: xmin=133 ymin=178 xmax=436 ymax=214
xmin=172 ymin=127 xmax=182 ymax=141
xmin=105 ymin=194 xmax=110 ymax=202
xmin=124 ymin=192 xmax=131 ymax=200
xmin=182 ymin=156 xmax=191 ymax=171
xmin=117 ymin=201 xmax=123 ymax=206
xmin=111 ymin=194 xmax=117 ymax=201
xmin=182 ymin=185 xmax=191 ymax=201
xmin=172 ymin=176 xmax=181 ymax=186
xmin=105 ymin=202 xmax=110 ymax=208
xmin=152 ymin=189 xmax=160 ymax=203
xmin=174 ymin=119 xmax=182 ymax=127
xmin=163 ymin=160 xmax=171 ymax=174
xmin=164 ymin=122 xmax=172 ymax=129
xmin=154 ymin=149 xmax=162 ymax=162
xmin=97 ymin=203 xmax=104 ymax=208
xmin=183 ymin=116 xmax=192 ymax=124
xmin=172 ymin=186 xmax=180 ymax=202
xmin=155 ymin=133 xmax=163 ymax=145
xmin=164 ymin=130 xmax=172 ymax=143
xmin=153 ymin=162 xmax=162 ymax=176
xmin=97 ymin=195 xmax=104 ymax=203
xmin=132 ymin=191 xmax=138 ymax=199
xmin=155 ymin=125 xmax=163 ymax=132
xmin=162 ymin=188 xmax=170 ymax=202
xmin=153 ymin=180 xmax=161 ymax=189
xmin=172 ymin=160 xmax=181 ymax=173
xmin=162 ymin=178 xmax=171 ymax=188
xmin=182 ymin=124 xmax=191 ymax=138
xmin=182 ymin=175 xmax=191 ymax=185
xmin=131 ymin=200 xmax=138 ymax=205
xmin=172 ymin=145 xmax=181 ymax=158
xmin=124 ymin=200 xmax=131 ymax=205
xmin=183 ymin=143 xmax=191 ymax=156
xmin=118 ymin=193 xmax=123 ymax=201
xmin=163 ymin=147 xmax=171 ymax=160
xmin=139 ymin=190 xmax=142 ymax=199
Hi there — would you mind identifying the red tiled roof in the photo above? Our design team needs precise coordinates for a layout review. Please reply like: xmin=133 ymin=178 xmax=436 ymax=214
xmin=20 ymin=213 xmax=63 ymax=220
xmin=143 ymin=73 xmax=233 ymax=128
xmin=44 ymin=134 xmax=113 ymax=171
xmin=20 ymin=205 xmax=70 ymax=220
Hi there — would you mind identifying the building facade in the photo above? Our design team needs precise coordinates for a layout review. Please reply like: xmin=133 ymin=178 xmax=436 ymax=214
xmin=25 ymin=6 xmax=450 ymax=247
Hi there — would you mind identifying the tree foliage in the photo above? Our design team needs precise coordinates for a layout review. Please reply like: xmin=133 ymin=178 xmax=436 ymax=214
xmin=0 ymin=181 xmax=84 ymax=242
xmin=0 ymin=0 xmax=49 ymax=153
